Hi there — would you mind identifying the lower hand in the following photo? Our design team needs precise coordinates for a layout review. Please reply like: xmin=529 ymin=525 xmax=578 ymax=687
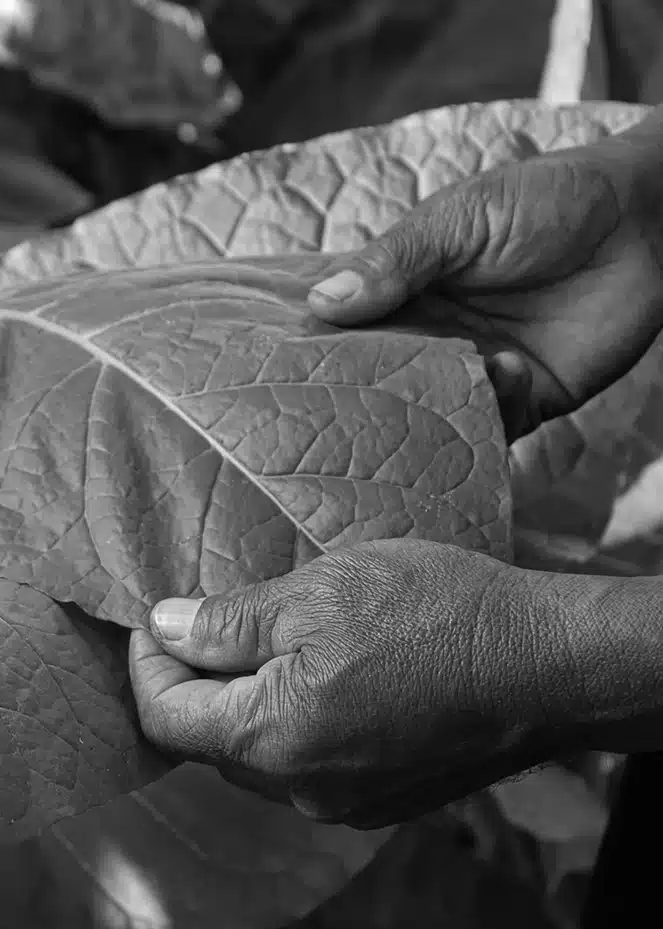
xmin=130 ymin=540 xmax=568 ymax=829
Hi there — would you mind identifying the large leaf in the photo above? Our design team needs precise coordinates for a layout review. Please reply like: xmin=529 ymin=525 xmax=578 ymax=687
xmin=0 ymin=259 xmax=511 ymax=626
xmin=0 ymin=252 xmax=511 ymax=925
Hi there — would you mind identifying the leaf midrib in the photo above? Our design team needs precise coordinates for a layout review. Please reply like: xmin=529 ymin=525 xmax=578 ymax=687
xmin=0 ymin=309 xmax=327 ymax=553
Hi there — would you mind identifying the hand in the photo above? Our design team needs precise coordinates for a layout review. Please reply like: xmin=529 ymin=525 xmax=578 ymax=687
xmin=130 ymin=540 xmax=577 ymax=829
xmin=306 ymin=113 xmax=663 ymax=438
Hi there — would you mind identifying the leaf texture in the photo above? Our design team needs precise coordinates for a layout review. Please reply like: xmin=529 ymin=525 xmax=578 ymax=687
xmin=0 ymin=260 xmax=511 ymax=627
xmin=0 ymin=579 xmax=167 ymax=842
xmin=0 ymin=255 xmax=510 ymax=852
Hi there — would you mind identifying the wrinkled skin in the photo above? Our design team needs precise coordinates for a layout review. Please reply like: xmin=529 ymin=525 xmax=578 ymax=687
xmin=131 ymin=541 xmax=556 ymax=829
xmin=131 ymin=110 xmax=663 ymax=827
xmin=307 ymin=115 xmax=663 ymax=436
xmin=131 ymin=538 xmax=663 ymax=828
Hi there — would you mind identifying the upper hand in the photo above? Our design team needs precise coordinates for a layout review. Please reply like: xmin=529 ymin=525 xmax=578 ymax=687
xmin=306 ymin=114 xmax=663 ymax=438
xmin=130 ymin=540 xmax=573 ymax=829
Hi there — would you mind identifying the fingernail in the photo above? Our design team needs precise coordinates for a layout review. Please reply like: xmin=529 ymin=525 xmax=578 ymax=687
xmin=309 ymin=270 xmax=364 ymax=305
xmin=151 ymin=598 xmax=204 ymax=641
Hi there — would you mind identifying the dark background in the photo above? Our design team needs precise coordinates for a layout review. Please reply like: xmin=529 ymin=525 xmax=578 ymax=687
xmin=0 ymin=0 xmax=556 ymax=220
xmin=3 ymin=0 xmax=662 ymax=231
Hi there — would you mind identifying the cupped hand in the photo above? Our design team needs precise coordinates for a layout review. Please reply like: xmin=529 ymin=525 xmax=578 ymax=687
xmin=130 ymin=540 xmax=576 ymax=829
xmin=306 ymin=114 xmax=663 ymax=436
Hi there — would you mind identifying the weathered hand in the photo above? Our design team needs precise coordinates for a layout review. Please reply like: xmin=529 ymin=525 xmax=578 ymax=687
xmin=130 ymin=540 xmax=580 ymax=829
xmin=306 ymin=111 xmax=663 ymax=436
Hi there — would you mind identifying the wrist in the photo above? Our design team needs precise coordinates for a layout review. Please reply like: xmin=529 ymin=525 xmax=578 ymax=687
xmin=529 ymin=570 xmax=663 ymax=753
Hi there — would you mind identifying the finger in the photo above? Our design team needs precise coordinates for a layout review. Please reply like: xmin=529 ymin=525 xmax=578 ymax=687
xmin=129 ymin=627 xmax=262 ymax=764
xmin=307 ymin=183 xmax=480 ymax=325
xmin=148 ymin=580 xmax=288 ymax=673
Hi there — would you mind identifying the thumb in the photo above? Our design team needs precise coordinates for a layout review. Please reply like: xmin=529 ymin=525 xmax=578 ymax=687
xmin=149 ymin=582 xmax=288 ymax=672
xmin=307 ymin=183 xmax=484 ymax=325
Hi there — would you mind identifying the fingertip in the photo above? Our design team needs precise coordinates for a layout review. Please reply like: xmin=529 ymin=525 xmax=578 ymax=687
xmin=308 ymin=282 xmax=368 ymax=326
xmin=150 ymin=596 xmax=205 ymax=643
xmin=307 ymin=288 xmax=349 ymax=320
xmin=307 ymin=289 xmax=398 ymax=327
xmin=309 ymin=270 xmax=365 ymax=305
xmin=308 ymin=267 xmax=398 ymax=326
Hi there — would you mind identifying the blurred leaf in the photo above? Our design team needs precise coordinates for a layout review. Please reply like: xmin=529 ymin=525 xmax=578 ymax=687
xmin=0 ymin=763 xmax=392 ymax=929
xmin=540 ymin=834 xmax=602 ymax=896
xmin=0 ymin=152 xmax=90 ymax=224
xmin=491 ymin=765 xmax=608 ymax=845
xmin=4 ymin=0 xmax=240 ymax=130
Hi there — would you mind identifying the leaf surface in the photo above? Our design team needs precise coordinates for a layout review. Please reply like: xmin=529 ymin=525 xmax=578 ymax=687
xmin=0 ymin=580 xmax=167 ymax=842
xmin=0 ymin=260 xmax=511 ymax=625
xmin=0 ymin=258 xmax=511 ymax=920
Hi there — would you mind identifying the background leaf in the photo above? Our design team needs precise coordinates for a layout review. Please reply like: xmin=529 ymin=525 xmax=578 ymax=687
xmin=3 ymin=0 xmax=241 ymax=131
xmin=491 ymin=767 xmax=608 ymax=845
xmin=0 ymin=763 xmax=392 ymax=929
xmin=0 ymin=579 xmax=167 ymax=842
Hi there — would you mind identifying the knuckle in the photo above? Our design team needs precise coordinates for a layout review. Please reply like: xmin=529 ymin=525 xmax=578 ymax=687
xmin=226 ymin=657 xmax=308 ymax=778
xmin=183 ymin=598 xmax=216 ymax=659
xmin=358 ymin=236 xmax=400 ymax=274
xmin=195 ymin=591 xmax=253 ymax=655
xmin=202 ymin=583 xmax=282 ymax=661
xmin=139 ymin=691 xmax=227 ymax=763
xmin=274 ymin=574 xmax=333 ymax=647
xmin=356 ymin=234 xmax=411 ymax=288
xmin=321 ymin=543 xmax=396 ymax=608
xmin=249 ymin=582 xmax=284 ymax=660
